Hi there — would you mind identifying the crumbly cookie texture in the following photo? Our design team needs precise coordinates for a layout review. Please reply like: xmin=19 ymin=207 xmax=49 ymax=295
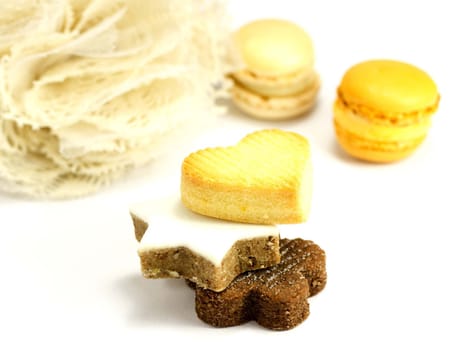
xmin=189 ymin=238 xmax=327 ymax=330
xmin=181 ymin=129 xmax=312 ymax=224
xmin=130 ymin=196 xmax=280 ymax=292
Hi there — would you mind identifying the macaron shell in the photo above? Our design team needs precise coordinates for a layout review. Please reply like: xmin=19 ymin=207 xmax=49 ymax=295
xmin=232 ymin=76 xmax=320 ymax=120
xmin=234 ymin=19 xmax=314 ymax=76
xmin=339 ymin=59 xmax=439 ymax=115
xmin=333 ymin=99 xmax=429 ymax=162
xmin=334 ymin=121 xmax=426 ymax=163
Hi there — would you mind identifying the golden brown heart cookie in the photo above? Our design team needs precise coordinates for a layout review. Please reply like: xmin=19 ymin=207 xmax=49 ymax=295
xmin=181 ymin=129 xmax=312 ymax=224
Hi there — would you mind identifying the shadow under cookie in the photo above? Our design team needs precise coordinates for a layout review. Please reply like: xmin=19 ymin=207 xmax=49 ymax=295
xmin=116 ymin=275 xmax=198 ymax=327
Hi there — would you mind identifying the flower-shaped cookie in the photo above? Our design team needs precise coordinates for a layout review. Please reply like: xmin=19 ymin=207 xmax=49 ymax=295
xmin=190 ymin=238 xmax=327 ymax=330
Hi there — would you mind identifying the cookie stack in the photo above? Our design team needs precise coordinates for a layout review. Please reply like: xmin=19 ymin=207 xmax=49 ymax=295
xmin=130 ymin=129 xmax=327 ymax=330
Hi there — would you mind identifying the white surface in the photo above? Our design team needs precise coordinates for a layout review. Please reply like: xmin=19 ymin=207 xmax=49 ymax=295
xmin=131 ymin=195 xmax=278 ymax=266
xmin=1 ymin=1 xmax=461 ymax=349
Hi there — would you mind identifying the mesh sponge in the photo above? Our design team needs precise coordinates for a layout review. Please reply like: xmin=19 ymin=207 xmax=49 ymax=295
xmin=0 ymin=0 xmax=235 ymax=198
xmin=0 ymin=0 xmax=68 ymax=55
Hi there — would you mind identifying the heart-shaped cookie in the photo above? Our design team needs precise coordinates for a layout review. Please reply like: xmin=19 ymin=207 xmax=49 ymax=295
xmin=181 ymin=129 xmax=312 ymax=224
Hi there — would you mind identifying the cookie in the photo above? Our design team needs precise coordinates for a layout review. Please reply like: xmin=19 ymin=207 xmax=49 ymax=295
xmin=334 ymin=59 xmax=440 ymax=162
xmin=190 ymin=238 xmax=327 ymax=330
xmin=230 ymin=19 xmax=320 ymax=120
xmin=181 ymin=129 xmax=312 ymax=224
xmin=130 ymin=195 xmax=281 ymax=292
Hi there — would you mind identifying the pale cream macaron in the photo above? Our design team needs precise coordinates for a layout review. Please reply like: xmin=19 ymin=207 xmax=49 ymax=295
xmin=230 ymin=19 xmax=320 ymax=120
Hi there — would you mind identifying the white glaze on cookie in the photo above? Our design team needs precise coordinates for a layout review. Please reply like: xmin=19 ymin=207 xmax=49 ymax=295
xmin=130 ymin=196 xmax=279 ymax=266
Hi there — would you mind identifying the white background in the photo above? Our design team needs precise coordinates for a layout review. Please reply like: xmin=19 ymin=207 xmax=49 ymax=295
xmin=1 ymin=1 xmax=461 ymax=349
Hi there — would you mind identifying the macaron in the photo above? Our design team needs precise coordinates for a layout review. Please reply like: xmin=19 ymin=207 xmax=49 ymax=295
xmin=230 ymin=19 xmax=320 ymax=120
xmin=333 ymin=59 xmax=440 ymax=162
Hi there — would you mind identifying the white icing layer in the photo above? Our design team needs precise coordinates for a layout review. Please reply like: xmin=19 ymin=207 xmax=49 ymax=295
xmin=130 ymin=195 xmax=279 ymax=266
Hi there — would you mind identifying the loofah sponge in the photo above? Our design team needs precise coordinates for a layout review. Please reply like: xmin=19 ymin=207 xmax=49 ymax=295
xmin=0 ymin=0 xmax=234 ymax=198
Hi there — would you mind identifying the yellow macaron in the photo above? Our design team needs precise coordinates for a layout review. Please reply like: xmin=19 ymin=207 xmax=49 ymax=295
xmin=230 ymin=19 xmax=320 ymax=120
xmin=333 ymin=59 xmax=440 ymax=162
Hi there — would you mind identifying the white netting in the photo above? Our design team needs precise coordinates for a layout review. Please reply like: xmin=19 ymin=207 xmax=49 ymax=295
xmin=0 ymin=0 xmax=235 ymax=198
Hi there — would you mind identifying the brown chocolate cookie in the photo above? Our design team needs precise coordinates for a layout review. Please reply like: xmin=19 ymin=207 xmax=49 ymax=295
xmin=190 ymin=238 xmax=327 ymax=330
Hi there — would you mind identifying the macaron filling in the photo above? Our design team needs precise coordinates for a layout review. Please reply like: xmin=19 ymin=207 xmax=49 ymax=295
xmin=336 ymin=90 xmax=438 ymax=127
xmin=232 ymin=69 xmax=319 ymax=97
xmin=334 ymin=99 xmax=430 ymax=141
